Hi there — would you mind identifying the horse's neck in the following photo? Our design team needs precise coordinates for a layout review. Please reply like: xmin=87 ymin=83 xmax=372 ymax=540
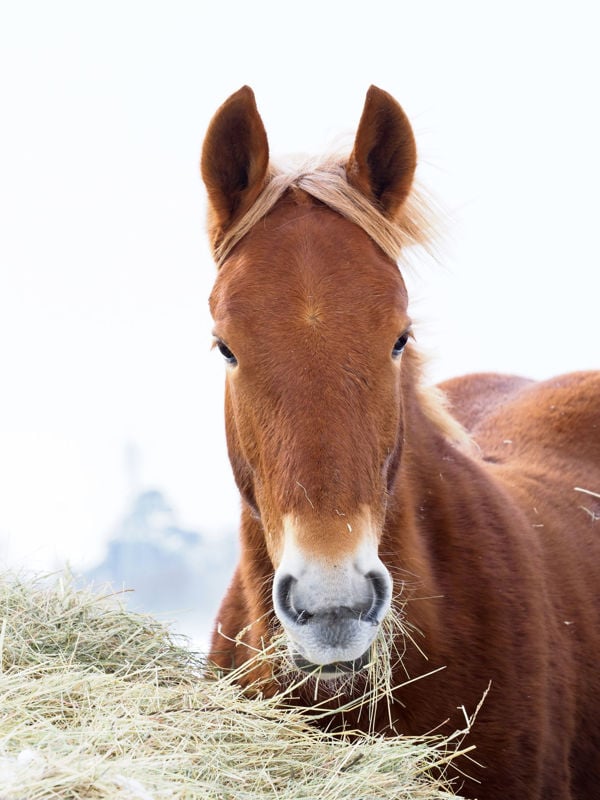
xmin=385 ymin=376 xmax=489 ymax=649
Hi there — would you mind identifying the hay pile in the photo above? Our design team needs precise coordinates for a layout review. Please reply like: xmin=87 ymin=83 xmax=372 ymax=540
xmin=0 ymin=572 xmax=468 ymax=799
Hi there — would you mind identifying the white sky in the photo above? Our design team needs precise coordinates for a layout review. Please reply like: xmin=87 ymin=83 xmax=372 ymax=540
xmin=0 ymin=1 xmax=598 ymax=572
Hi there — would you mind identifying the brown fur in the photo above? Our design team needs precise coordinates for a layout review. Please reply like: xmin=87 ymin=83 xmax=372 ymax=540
xmin=201 ymin=86 xmax=600 ymax=800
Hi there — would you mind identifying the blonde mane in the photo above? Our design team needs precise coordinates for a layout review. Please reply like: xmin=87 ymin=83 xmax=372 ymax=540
xmin=213 ymin=155 xmax=434 ymax=268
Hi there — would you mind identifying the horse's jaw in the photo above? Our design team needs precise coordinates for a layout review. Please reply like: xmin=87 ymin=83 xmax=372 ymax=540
xmin=289 ymin=648 xmax=373 ymax=680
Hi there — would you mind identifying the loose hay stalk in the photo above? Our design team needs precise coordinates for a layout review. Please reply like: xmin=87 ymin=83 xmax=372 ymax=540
xmin=0 ymin=572 xmax=469 ymax=799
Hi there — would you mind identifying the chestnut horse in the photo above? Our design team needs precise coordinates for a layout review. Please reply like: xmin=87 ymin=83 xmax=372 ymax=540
xmin=201 ymin=86 xmax=600 ymax=799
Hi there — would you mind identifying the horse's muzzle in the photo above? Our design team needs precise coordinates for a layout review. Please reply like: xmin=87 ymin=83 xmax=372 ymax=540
xmin=272 ymin=563 xmax=392 ymax=672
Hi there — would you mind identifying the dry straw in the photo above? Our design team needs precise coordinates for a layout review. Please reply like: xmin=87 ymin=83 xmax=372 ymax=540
xmin=0 ymin=571 xmax=472 ymax=799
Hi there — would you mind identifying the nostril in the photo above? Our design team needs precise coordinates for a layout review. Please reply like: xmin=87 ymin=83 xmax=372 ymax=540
xmin=274 ymin=574 xmax=314 ymax=626
xmin=364 ymin=570 xmax=392 ymax=624
xmin=275 ymin=574 xmax=295 ymax=616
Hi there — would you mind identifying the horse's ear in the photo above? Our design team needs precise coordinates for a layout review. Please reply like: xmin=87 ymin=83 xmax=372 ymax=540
xmin=346 ymin=86 xmax=417 ymax=218
xmin=201 ymin=86 xmax=269 ymax=247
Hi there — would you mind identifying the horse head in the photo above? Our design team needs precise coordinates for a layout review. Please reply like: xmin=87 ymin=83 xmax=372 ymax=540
xmin=202 ymin=86 xmax=419 ymax=676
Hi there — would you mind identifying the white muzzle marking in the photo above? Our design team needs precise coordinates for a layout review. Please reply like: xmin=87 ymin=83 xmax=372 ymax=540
xmin=272 ymin=513 xmax=392 ymax=675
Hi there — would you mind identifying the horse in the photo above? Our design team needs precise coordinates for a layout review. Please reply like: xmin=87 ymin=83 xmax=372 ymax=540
xmin=201 ymin=85 xmax=600 ymax=799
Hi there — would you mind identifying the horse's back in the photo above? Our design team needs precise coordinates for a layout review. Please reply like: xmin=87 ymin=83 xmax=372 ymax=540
xmin=441 ymin=370 xmax=600 ymax=465
xmin=439 ymin=372 xmax=534 ymax=431
xmin=443 ymin=370 xmax=600 ymax=558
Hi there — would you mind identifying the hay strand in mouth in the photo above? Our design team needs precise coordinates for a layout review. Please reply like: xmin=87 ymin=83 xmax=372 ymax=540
xmin=247 ymin=600 xmax=434 ymax=736
xmin=574 ymin=485 xmax=600 ymax=500
xmin=0 ymin=571 xmax=470 ymax=799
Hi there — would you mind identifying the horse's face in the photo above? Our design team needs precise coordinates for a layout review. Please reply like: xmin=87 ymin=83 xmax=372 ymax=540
xmin=203 ymin=86 xmax=417 ymax=676
xmin=210 ymin=201 xmax=409 ymax=671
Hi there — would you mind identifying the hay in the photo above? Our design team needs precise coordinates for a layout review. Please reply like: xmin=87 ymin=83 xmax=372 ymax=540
xmin=0 ymin=572 xmax=469 ymax=799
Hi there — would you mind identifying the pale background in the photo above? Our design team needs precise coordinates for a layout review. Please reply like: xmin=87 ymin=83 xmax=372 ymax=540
xmin=1 ymin=2 xmax=598 ymax=592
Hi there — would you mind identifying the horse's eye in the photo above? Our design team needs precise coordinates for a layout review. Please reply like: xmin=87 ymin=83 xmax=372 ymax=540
xmin=392 ymin=332 xmax=410 ymax=359
xmin=216 ymin=340 xmax=237 ymax=366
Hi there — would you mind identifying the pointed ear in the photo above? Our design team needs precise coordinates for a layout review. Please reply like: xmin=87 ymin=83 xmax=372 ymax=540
xmin=346 ymin=86 xmax=417 ymax=218
xmin=201 ymin=86 xmax=269 ymax=247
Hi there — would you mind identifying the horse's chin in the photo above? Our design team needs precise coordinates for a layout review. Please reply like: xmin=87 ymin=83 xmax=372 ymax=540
xmin=290 ymin=648 xmax=371 ymax=680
